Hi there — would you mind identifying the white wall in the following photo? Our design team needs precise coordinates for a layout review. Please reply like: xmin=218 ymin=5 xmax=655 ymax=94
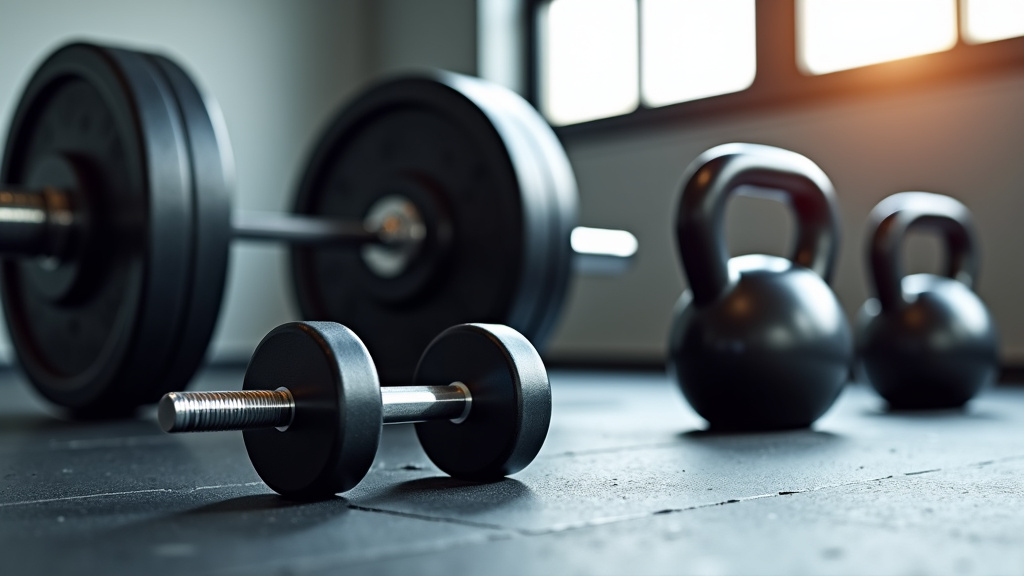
xmin=0 ymin=0 xmax=370 ymax=361
xmin=366 ymin=0 xmax=478 ymax=75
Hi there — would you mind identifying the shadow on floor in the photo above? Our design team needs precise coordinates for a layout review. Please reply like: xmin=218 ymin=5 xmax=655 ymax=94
xmin=860 ymin=405 xmax=1002 ymax=421
xmin=121 ymin=492 xmax=353 ymax=539
xmin=181 ymin=493 xmax=347 ymax=515
xmin=676 ymin=427 xmax=845 ymax=455
xmin=352 ymin=476 xmax=535 ymax=516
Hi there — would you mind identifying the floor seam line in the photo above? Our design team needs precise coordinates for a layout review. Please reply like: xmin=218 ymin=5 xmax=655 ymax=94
xmin=346 ymin=503 xmax=520 ymax=533
xmin=339 ymin=453 xmax=1024 ymax=540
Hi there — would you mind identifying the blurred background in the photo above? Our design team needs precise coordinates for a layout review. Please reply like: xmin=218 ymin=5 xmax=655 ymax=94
xmin=1 ymin=0 xmax=1022 ymax=367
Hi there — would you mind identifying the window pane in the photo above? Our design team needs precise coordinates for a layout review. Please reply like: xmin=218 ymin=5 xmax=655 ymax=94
xmin=641 ymin=0 xmax=756 ymax=107
xmin=962 ymin=0 xmax=1024 ymax=43
xmin=541 ymin=0 xmax=639 ymax=126
xmin=798 ymin=0 xmax=958 ymax=75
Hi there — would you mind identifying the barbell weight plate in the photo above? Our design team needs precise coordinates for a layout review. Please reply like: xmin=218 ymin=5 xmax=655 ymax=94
xmin=0 ymin=43 xmax=195 ymax=415
xmin=142 ymin=53 xmax=232 ymax=402
xmin=243 ymin=322 xmax=382 ymax=500
xmin=492 ymin=81 xmax=577 ymax=347
xmin=414 ymin=323 xmax=551 ymax=480
xmin=438 ymin=73 xmax=578 ymax=351
xmin=291 ymin=72 xmax=574 ymax=386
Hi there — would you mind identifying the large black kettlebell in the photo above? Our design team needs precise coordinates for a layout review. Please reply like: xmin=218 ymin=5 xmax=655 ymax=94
xmin=668 ymin=143 xmax=853 ymax=430
xmin=857 ymin=192 xmax=998 ymax=409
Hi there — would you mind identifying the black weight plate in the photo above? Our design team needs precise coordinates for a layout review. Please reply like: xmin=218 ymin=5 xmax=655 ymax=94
xmin=291 ymin=72 xmax=569 ymax=386
xmin=142 ymin=54 xmax=232 ymax=399
xmin=454 ymin=76 xmax=578 ymax=345
xmin=0 ymin=44 xmax=194 ymax=415
xmin=243 ymin=322 xmax=382 ymax=500
xmin=414 ymin=323 xmax=551 ymax=480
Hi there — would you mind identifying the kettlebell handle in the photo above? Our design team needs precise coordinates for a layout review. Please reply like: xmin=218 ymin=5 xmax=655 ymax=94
xmin=676 ymin=143 xmax=842 ymax=307
xmin=868 ymin=192 xmax=978 ymax=312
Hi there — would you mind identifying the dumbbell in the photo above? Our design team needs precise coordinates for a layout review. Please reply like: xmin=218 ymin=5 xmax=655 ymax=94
xmin=157 ymin=321 xmax=550 ymax=500
xmin=0 ymin=42 xmax=636 ymax=416
xmin=857 ymin=192 xmax=998 ymax=409
xmin=668 ymin=143 xmax=853 ymax=430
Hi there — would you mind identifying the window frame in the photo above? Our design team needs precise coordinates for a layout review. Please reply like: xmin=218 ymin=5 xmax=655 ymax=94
xmin=525 ymin=0 xmax=1024 ymax=137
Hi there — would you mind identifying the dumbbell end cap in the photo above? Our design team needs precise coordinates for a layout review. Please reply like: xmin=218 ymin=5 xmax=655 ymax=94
xmin=242 ymin=321 xmax=382 ymax=500
xmin=157 ymin=394 xmax=178 ymax=432
xmin=414 ymin=323 xmax=551 ymax=481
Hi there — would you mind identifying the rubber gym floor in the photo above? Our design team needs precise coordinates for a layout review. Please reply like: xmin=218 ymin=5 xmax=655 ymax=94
xmin=2 ymin=367 xmax=1023 ymax=575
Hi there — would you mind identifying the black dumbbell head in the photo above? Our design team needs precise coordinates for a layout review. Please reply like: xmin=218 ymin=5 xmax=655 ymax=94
xmin=413 ymin=323 xmax=551 ymax=481
xmin=242 ymin=322 xmax=382 ymax=500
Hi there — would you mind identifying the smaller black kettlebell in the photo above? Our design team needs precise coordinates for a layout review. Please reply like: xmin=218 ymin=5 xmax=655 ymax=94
xmin=857 ymin=192 xmax=998 ymax=409
xmin=668 ymin=143 xmax=853 ymax=430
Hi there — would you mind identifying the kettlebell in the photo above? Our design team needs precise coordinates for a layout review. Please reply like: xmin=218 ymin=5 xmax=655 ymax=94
xmin=857 ymin=192 xmax=998 ymax=409
xmin=668 ymin=143 xmax=853 ymax=430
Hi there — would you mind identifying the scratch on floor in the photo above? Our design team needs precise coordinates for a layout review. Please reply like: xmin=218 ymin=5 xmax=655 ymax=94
xmin=0 ymin=481 xmax=265 ymax=507
xmin=0 ymin=488 xmax=175 ymax=507
xmin=192 ymin=481 xmax=264 ymax=492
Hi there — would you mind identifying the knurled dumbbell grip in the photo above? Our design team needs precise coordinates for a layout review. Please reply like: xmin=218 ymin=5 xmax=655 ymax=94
xmin=159 ymin=383 xmax=471 ymax=433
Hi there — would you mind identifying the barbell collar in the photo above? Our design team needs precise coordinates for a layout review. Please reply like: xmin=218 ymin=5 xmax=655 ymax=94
xmin=0 ymin=187 xmax=76 ymax=259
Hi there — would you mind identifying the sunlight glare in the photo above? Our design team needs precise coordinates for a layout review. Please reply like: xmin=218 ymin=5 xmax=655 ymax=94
xmin=798 ymin=0 xmax=958 ymax=75
xmin=641 ymin=0 xmax=757 ymax=107
xmin=541 ymin=0 xmax=639 ymax=125
xmin=962 ymin=0 xmax=1024 ymax=43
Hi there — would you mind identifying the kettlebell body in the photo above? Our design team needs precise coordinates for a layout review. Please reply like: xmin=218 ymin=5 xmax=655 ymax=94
xmin=669 ymin=143 xmax=853 ymax=430
xmin=671 ymin=254 xmax=852 ymax=429
xmin=857 ymin=193 xmax=998 ymax=409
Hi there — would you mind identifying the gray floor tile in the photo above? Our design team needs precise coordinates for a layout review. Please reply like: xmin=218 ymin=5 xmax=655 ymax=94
xmin=2 ymin=368 xmax=1023 ymax=576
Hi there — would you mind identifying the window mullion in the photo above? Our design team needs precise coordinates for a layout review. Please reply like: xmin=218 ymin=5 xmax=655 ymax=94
xmin=636 ymin=0 xmax=644 ymax=111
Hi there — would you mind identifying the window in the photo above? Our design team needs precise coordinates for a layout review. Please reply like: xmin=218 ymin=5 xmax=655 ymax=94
xmin=529 ymin=0 xmax=1024 ymax=132
xmin=961 ymin=0 xmax=1024 ymax=44
xmin=538 ymin=0 xmax=756 ymax=126
xmin=797 ymin=0 xmax=958 ymax=75
xmin=641 ymin=0 xmax=756 ymax=107
xmin=541 ymin=0 xmax=639 ymax=126
xmin=797 ymin=0 xmax=1024 ymax=75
